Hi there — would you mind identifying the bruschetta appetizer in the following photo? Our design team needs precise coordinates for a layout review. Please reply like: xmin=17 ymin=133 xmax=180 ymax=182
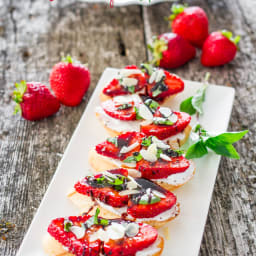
xmin=43 ymin=209 xmax=164 ymax=256
xmin=100 ymin=65 xmax=184 ymax=103
xmin=96 ymin=97 xmax=191 ymax=147
xmin=68 ymin=169 xmax=180 ymax=228
xmin=89 ymin=132 xmax=195 ymax=190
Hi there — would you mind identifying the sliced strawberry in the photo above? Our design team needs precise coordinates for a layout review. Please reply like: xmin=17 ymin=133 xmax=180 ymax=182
xmin=147 ymin=71 xmax=184 ymax=101
xmin=102 ymin=99 xmax=137 ymax=121
xmin=95 ymin=132 xmax=144 ymax=160
xmin=47 ymin=216 xmax=101 ymax=256
xmin=141 ymin=112 xmax=191 ymax=140
xmin=136 ymin=156 xmax=191 ymax=179
xmin=102 ymin=66 xmax=147 ymax=97
xmin=127 ymin=184 xmax=176 ymax=218
xmin=103 ymin=222 xmax=158 ymax=256
xmin=74 ymin=169 xmax=129 ymax=208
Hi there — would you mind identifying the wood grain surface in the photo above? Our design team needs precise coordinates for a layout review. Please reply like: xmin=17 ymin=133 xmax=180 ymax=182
xmin=0 ymin=0 xmax=255 ymax=255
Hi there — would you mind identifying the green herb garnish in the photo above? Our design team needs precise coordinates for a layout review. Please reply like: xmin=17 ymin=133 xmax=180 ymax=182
xmin=140 ymin=63 xmax=154 ymax=75
xmin=153 ymin=117 xmax=174 ymax=126
xmin=139 ymin=194 xmax=161 ymax=205
xmin=64 ymin=220 xmax=73 ymax=232
xmin=107 ymin=137 xmax=118 ymax=147
xmin=123 ymin=152 xmax=142 ymax=163
xmin=135 ymin=106 xmax=143 ymax=120
xmin=117 ymin=103 xmax=132 ymax=110
xmin=182 ymin=125 xmax=248 ymax=159
xmin=127 ymin=86 xmax=135 ymax=94
xmin=180 ymin=73 xmax=210 ymax=115
xmin=144 ymin=99 xmax=159 ymax=113
xmin=141 ymin=136 xmax=153 ymax=147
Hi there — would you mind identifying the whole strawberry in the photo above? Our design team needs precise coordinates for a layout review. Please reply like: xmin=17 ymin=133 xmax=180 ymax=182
xmin=148 ymin=33 xmax=196 ymax=69
xmin=169 ymin=4 xmax=209 ymax=48
xmin=13 ymin=81 xmax=60 ymax=121
xmin=50 ymin=55 xmax=90 ymax=106
xmin=201 ymin=30 xmax=240 ymax=67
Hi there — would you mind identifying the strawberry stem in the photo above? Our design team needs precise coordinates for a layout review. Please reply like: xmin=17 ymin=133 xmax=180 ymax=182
xmin=13 ymin=80 xmax=27 ymax=115
xmin=148 ymin=38 xmax=168 ymax=66
xmin=168 ymin=4 xmax=186 ymax=21
xmin=221 ymin=30 xmax=241 ymax=46
xmin=62 ymin=55 xmax=73 ymax=64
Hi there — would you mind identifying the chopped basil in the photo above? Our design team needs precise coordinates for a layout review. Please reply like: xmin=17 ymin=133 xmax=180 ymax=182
xmin=127 ymin=86 xmax=135 ymax=94
xmin=153 ymin=117 xmax=174 ymax=126
xmin=64 ymin=220 xmax=73 ymax=232
xmin=156 ymin=149 xmax=163 ymax=159
xmin=93 ymin=208 xmax=100 ymax=225
xmin=141 ymin=136 xmax=152 ymax=147
xmin=139 ymin=194 xmax=161 ymax=205
xmin=144 ymin=99 xmax=159 ymax=113
xmin=134 ymin=106 xmax=143 ymax=120
xmin=107 ymin=137 xmax=118 ymax=147
xmin=100 ymin=218 xmax=109 ymax=226
xmin=96 ymin=176 xmax=105 ymax=184
xmin=140 ymin=63 xmax=154 ymax=76
xmin=123 ymin=152 xmax=142 ymax=163
xmin=151 ymin=82 xmax=168 ymax=98
xmin=117 ymin=103 xmax=132 ymax=110
xmin=164 ymin=148 xmax=184 ymax=157
xmin=152 ymin=88 xmax=163 ymax=97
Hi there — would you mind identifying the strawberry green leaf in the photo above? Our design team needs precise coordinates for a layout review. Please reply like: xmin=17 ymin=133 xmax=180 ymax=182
xmin=13 ymin=80 xmax=27 ymax=115
xmin=221 ymin=30 xmax=241 ymax=46
xmin=168 ymin=4 xmax=186 ymax=21
xmin=62 ymin=55 xmax=73 ymax=63
xmin=13 ymin=104 xmax=22 ymax=115
xmin=148 ymin=38 xmax=168 ymax=66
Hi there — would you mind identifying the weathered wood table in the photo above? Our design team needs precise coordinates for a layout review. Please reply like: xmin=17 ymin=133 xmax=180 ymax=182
xmin=0 ymin=0 xmax=255 ymax=255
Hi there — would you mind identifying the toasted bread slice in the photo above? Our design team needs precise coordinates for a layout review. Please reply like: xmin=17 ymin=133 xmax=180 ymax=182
xmin=43 ymin=233 xmax=164 ymax=256
xmin=68 ymin=190 xmax=180 ymax=229
xmin=88 ymin=149 xmax=196 ymax=190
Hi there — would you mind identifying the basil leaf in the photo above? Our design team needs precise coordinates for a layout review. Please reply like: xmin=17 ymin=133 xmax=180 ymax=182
xmin=134 ymin=107 xmax=143 ymax=120
xmin=107 ymin=137 xmax=118 ymax=147
xmin=179 ymin=96 xmax=196 ymax=115
xmin=144 ymin=99 xmax=159 ymax=113
xmin=127 ymin=86 xmax=135 ymax=94
xmin=191 ymin=84 xmax=207 ymax=115
xmin=139 ymin=194 xmax=161 ymax=205
xmin=141 ymin=136 xmax=152 ymax=147
xmin=96 ymin=176 xmax=105 ymax=184
xmin=134 ymin=152 xmax=143 ymax=162
xmin=64 ymin=220 xmax=73 ymax=232
xmin=123 ymin=156 xmax=136 ymax=163
xmin=100 ymin=219 xmax=109 ymax=226
xmin=140 ymin=63 xmax=154 ymax=75
xmin=109 ymin=177 xmax=124 ymax=186
xmin=207 ymin=130 xmax=248 ymax=144
xmin=153 ymin=117 xmax=174 ymax=126
xmin=185 ymin=140 xmax=208 ymax=159
xmin=152 ymin=87 xmax=163 ymax=97
xmin=117 ymin=103 xmax=132 ymax=110
xmin=94 ymin=208 xmax=100 ymax=225
xmin=205 ymin=138 xmax=240 ymax=159
xmin=156 ymin=149 xmax=163 ymax=158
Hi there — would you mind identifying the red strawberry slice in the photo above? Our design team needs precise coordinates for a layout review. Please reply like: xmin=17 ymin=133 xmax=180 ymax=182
xmin=102 ymin=65 xmax=147 ymax=97
xmin=74 ymin=169 xmax=129 ymax=208
xmin=48 ymin=216 xmax=101 ymax=256
xmin=48 ymin=215 xmax=158 ymax=256
xmin=101 ymin=99 xmax=138 ymax=121
xmin=141 ymin=112 xmax=191 ymax=140
xmin=147 ymin=71 xmax=184 ymax=100
xmin=95 ymin=132 xmax=144 ymax=160
xmin=127 ymin=189 xmax=176 ymax=218
xmin=103 ymin=222 xmax=158 ymax=256
xmin=136 ymin=156 xmax=191 ymax=179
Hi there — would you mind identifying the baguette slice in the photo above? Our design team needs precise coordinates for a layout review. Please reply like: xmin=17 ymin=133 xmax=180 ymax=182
xmin=68 ymin=190 xmax=180 ymax=229
xmin=88 ymin=149 xmax=196 ymax=190
xmin=43 ymin=233 xmax=164 ymax=256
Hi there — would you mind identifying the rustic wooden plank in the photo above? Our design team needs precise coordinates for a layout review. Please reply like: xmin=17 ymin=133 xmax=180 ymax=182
xmin=143 ymin=0 xmax=256 ymax=255
xmin=0 ymin=1 xmax=146 ymax=255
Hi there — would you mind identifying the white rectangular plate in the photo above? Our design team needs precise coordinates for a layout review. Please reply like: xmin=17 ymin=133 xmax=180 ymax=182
xmin=17 ymin=68 xmax=235 ymax=256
